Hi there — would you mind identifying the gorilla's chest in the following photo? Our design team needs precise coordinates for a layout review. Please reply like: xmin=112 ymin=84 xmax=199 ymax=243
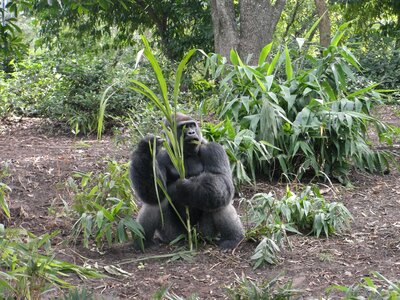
xmin=168 ymin=156 xmax=204 ymax=180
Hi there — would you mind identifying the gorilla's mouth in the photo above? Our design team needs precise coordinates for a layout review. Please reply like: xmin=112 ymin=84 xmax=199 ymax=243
xmin=186 ymin=137 xmax=200 ymax=144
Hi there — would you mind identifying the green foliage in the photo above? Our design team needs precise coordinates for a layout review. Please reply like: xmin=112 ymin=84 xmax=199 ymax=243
xmin=38 ymin=53 xmax=135 ymax=135
xmin=205 ymin=25 xmax=395 ymax=183
xmin=0 ymin=166 xmax=11 ymax=219
xmin=61 ymin=288 xmax=95 ymax=300
xmin=247 ymin=186 xmax=352 ymax=268
xmin=332 ymin=0 xmax=400 ymax=39
xmin=202 ymin=119 xmax=273 ymax=187
xmin=33 ymin=0 xmax=213 ymax=61
xmin=0 ymin=182 xmax=11 ymax=220
xmin=67 ymin=160 xmax=142 ymax=248
xmin=327 ymin=271 xmax=400 ymax=299
xmin=0 ymin=228 xmax=101 ymax=299
xmin=1 ymin=48 xmax=155 ymax=134
xmin=153 ymin=285 xmax=199 ymax=300
xmin=226 ymin=274 xmax=299 ymax=300
xmin=0 ymin=1 xmax=31 ymax=73
xmin=354 ymin=34 xmax=400 ymax=97
xmin=0 ymin=54 xmax=62 ymax=118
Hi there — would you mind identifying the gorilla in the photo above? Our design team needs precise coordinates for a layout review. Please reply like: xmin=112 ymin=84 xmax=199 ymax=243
xmin=129 ymin=112 xmax=244 ymax=250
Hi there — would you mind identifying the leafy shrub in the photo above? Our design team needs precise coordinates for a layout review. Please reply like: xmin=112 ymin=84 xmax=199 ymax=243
xmin=327 ymin=271 xmax=400 ymax=299
xmin=202 ymin=118 xmax=272 ymax=187
xmin=67 ymin=160 xmax=143 ymax=248
xmin=205 ymin=24 xmax=395 ymax=184
xmin=349 ymin=32 xmax=400 ymax=99
xmin=0 ymin=56 xmax=61 ymax=118
xmin=1 ymin=48 xmax=158 ymax=134
xmin=226 ymin=274 xmax=299 ymax=300
xmin=247 ymin=185 xmax=352 ymax=268
xmin=0 ymin=228 xmax=101 ymax=299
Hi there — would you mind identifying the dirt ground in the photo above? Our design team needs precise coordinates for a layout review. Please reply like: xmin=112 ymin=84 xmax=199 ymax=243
xmin=0 ymin=107 xmax=399 ymax=299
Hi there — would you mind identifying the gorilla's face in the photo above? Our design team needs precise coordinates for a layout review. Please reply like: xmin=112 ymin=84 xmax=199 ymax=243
xmin=181 ymin=121 xmax=200 ymax=143
xmin=178 ymin=121 xmax=202 ymax=154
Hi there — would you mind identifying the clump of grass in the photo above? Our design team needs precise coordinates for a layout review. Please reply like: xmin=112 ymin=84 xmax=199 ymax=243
xmin=0 ymin=228 xmax=101 ymax=299
xmin=327 ymin=271 xmax=400 ymax=298
xmin=247 ymin=185 xmax=352 ymax=268
xmin=67 ymin=160 xmax=143 ymax=248
xmin=226 ymin=273 xmax=300 ymax=299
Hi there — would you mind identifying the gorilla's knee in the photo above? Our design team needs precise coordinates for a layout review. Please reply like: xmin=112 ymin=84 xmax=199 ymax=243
xmin=213 ymin=204 xmax=244 ymax=249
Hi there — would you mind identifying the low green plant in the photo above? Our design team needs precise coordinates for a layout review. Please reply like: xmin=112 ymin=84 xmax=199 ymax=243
xmin=60 ymin=288 xmax=95 ymax=300
xmin=153 ymin=285 xmax=199 ymax=300
xmin=204 ymin=23 xmax=396 ymax=184
xmin=0 ymin=227 xmax=101 ymax=299
xmin=226 ymin=274 xmax=299 ymax=300
xmin=0 ymin=167 xmax=11 ymax=219
xmin=247 ymin=185 xmax=352 ymax=268
xmin=327 ymin=271 xmax=400 ymax=299
xmin=0 ymin=182 xmax=11 ymax=219
xmin=202 ymin=119 xmax=273 ymax=187
xmin=67 ymin=160 xmax=142 ymax=248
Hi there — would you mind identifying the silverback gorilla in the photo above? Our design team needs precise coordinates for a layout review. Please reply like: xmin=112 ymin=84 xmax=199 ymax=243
xmin=130 ymin=112 xmax=244 ymax=249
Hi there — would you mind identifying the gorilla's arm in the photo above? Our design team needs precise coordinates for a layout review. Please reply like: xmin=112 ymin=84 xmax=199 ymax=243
xmin=168 ymin=142 xmax=234 ymax=211
xmin=130 ymin=136 xmax=167 ymax=205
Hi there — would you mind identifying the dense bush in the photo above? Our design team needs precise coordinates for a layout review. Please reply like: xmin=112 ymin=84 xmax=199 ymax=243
xmin=352 ymin=34 xmax=400 ymax=99
xmin=204 ymin=25 xmax=395 ymax=184
xmin=0 ymin=49 xmax=158 ymax=135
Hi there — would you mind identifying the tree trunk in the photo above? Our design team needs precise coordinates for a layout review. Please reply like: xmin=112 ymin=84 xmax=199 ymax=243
xmin=314 ymin=0 xmax=331 ymax=47
xmin=210 ymin=0 xmax=239 ymax=60
xmin=239 ymin=0 xmax=286 ymax=64
xmin=210 ymin=0 xmax=287 ymax=65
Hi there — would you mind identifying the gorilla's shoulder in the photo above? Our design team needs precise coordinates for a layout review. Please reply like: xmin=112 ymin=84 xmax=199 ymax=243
xmin=200 ymin=141 xmax=225 ymax=154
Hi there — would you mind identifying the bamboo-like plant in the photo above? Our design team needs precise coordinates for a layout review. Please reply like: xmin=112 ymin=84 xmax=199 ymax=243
xmin=204 ymin=22 xmax=396 ymax=184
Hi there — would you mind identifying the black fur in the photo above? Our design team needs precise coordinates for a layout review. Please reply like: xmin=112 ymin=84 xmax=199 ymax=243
xmin=130 ymin=114 xmax=244 ymax=249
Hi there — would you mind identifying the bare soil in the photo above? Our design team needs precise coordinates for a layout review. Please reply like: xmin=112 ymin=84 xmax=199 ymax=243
xmin=1 ymin=107 xmax=399 ymax=299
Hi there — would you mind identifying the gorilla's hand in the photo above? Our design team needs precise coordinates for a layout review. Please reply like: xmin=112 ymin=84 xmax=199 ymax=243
xmin=168 ymin=174 xmax=233 ymax=211
xmin=130 ymin=135 xmax=166 ymax=205
xmin=136 ymin=135 xmax=165 ymax=156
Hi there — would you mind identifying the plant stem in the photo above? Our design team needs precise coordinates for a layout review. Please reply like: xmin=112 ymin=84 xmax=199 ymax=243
xmin=186 ymin=206 xmax=193 ymax=251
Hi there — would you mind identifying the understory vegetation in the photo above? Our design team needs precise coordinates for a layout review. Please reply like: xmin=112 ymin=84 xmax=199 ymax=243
xmin=1 ymin=0 xmax=399 ymax=298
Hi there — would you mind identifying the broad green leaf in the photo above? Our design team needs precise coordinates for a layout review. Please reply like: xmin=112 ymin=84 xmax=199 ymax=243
xmin=230 ymin=49 xmax=239 ymax=66
xmin=304 ymin=12 xmax=326 ymax=41
xmin=267 ymin=51 xmax=280 ymax=76
xmin=173 ymin=48 xmax=197 ymax=106
xmin=347 ymin=83 xmax=379 ymax=99
xmin=140 ymin=36 xmax=170 ymax=114
xmin=284 ymin=45 xmax=293 ymax=81
xmin=258 ymin=42 xmax=273 ymax=66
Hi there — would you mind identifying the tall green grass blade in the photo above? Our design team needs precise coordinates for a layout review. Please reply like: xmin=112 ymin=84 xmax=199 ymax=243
xmin=267 ymin=51 xmax=280 ymax=76
xmin=97 ymin=84 xmax=116 ymax=140
xmin=285 ymin=45 xmax=293 ymax=81
xmin=140 ymin=35 xmax=171 ymax=116
xmin=347 ymin=83 xmax=380 ymax=99
xmin=304 ymin=12 xmax=326 ymax=41
xmin=173 ymin=48 xmax=197 ymax=107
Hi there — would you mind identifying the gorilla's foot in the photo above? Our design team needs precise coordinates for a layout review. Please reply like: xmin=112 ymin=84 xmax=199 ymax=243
xmin=133 ymin=238 xmax=156 ymax=252
xmin=218 ymin=238 xmax=242 ymax=250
